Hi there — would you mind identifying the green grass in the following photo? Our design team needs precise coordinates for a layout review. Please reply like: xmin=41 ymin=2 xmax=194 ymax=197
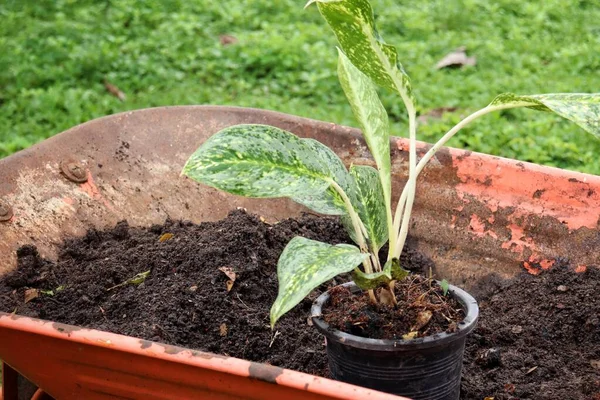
xmin=1 ymin=0 xmax=599 ymax=174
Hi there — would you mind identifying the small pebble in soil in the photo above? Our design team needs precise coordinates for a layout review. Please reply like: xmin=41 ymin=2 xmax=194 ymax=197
xmin=511 ymin=325 xmax=523 ymax=334
xmin=476 ymin=347 xmax=502 ymax=368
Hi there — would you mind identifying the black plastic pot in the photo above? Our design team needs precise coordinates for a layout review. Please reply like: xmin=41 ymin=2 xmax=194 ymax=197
xmin=311 ymin=282 xmax=479 ymax=400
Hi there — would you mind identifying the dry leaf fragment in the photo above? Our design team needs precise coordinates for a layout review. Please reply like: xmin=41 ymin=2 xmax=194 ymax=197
xmin=379 ymin=288 xmax=395 ymax=306
xmin=219 ymin=34 xmax=238 ymax=46
xmin=511 ymin=325 xmax=523 ymax=334
xmin=219 ymin=267 xmax=236 ymax=293
xmin=104 ymin=79 xmax=126 ymax=101
xmin=189 ymin=285 xmax=198 ymax=292
xmin=484 ymin=397 xmax=494 ymax=400
xmin=24 ymin=288 xmax=39 ymax=303
xmin=504 ymin=383 xmax=516 ymax=394
xmin=435 ymin=46 xmax=476 ymax=70
xmin=591 ymin=360 xmax=600 ymax=370
xmin=158 ymin=233 xmax=174 ymax=242
xmin=218 ymin=267 xmax=236 ymax=281
xmin=557 ymin=285 xmax=568 ymax=292
xmin=402 ymin=331 xmax=418 ymax=340
xmin=412 ymin=310 xmax=433 ymax=331
xmin=219 ymin=323 xmax=228 ymax=337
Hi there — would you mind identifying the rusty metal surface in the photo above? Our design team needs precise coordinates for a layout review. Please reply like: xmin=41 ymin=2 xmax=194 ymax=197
xmin=0 ymin=106 xmax=598 ymax=285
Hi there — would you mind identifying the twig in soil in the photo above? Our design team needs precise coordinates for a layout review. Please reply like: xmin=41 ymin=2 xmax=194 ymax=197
xmin=526 ymin=366 xmax=538 ymax=375
xmin=269 ymin=330 xmax=281 ymax=348
xmin=99 ymin=306 xmax=108 ymax=322
xmin=404 ymin=275 xmax=421 ymax=297
xmin=440 ymin=312 xmax=453 ymax=322
xmin=236 ymin=293 xmax=254 ymax=310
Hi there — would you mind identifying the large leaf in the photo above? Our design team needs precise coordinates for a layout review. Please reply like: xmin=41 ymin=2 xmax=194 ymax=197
xmin=342 ymin=165 xmax=387 ymax=251
xmin=270 ymin=237 xmax=368 ymax=327
xmin=311 ymin=0 xmax=414 ymax=100
xmin=352 ymin=258 xmax=408 ymax=290
xmin=337 ymin=50 xmax=391 ymax=209
xmin=490 ymin=93 xmax=600 ymax=138
xmin=292 ymin=138 xmax=355 ymax=215
xmin=183 ymin=124 xmax=337 ymax=198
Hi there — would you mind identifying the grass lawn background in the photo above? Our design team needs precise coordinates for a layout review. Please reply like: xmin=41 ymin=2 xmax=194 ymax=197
xmin=0 ymin=0 xmax=599 ymax=172
xmin=0 ymin=0 xmax=599 ymax=387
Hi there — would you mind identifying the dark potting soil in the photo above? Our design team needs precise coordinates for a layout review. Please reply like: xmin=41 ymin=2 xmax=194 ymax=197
xmin=1 ymin=210 xmax=599 ymax=399
xmin=461 ymin=263 xmax=600 ymax=400
xmin=323 ymin=277 xmax=462 ymax=340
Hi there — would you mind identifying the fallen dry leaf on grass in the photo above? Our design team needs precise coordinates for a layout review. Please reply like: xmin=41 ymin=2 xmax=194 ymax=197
xmin=435 ymin=46 xmax=476 ymax=69
xmin=219 ymin=34 xmax=238 ymax=46
xmin=104 ymin=79 xmax=126 ymax=101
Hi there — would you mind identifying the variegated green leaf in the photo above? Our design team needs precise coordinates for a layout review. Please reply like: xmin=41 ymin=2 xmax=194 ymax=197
xmin=352 ymin=258 xmax=408 ymax=290
xmin=270 ymin=236 xmax=368 ymax=327
xmin=337 ymin=50 xmax=391 ymax=211
xmin=292 ymin=138 xmax=355 ymax=215
xmin=182 ymin=124 xmax=336 ymax=198
xmin=490 ymin=93 xmax=600 ymax=138
xmin=312 ymin=0 xmax=414 ymax=100
xmin=342 ymin=165 xmax=387 ymax=251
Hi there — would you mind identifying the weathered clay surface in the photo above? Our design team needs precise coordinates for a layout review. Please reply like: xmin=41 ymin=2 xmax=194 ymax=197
xmin=1 ymin=106 xmax=598 ymax=284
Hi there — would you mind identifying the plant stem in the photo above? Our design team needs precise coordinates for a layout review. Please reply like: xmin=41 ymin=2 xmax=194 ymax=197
xmin=394 ymin=107 xmax=418 ymax=260
xmin=328 ymin=179 xmax=374 ymax=274
xmin=381 ymin=173 xmax=396 ymax=262
xmin=392 ymin=102 xmax=533 ymax=258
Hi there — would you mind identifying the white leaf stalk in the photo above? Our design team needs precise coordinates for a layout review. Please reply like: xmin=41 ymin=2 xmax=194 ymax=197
xmin=328 ymin=180 xmax=374 ymax=272
xmin=329 ymin=178 xmax=378 ymax=302
xmin=392 ymin=102 xmax=537 ymax=259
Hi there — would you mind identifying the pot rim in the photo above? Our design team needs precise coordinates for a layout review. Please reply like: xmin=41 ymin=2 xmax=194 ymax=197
xmin=311 ymin=281 xmax=478 ymax=351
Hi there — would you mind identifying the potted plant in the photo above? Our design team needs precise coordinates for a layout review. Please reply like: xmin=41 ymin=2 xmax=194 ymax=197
xmin=181 ymin=0 xmax=599 ymax=398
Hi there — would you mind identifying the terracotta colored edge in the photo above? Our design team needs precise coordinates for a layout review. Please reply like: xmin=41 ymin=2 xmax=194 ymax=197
xmin=0 ymin=313 xmax=408 ymax=400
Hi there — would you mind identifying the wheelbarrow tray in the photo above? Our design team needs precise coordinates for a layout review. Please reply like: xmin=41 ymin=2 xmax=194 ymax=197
xmin=1 ymin=106 xmax=598 ymax=399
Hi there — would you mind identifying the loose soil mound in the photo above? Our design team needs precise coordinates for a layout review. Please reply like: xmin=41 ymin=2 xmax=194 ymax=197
xmin=461 ymin=263 xmax=600 ymax=400
xmin=1 ymin=211 xmax=598 ymax=399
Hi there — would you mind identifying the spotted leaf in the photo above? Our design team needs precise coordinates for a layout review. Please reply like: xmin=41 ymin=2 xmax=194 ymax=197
xmin=311 ymin=0 xmax=414 ymax=101
xmin=182 ymin=124 xmax=337 ymax=198
xmin=342 ymin=165 xmax=387 ymax=251
xmin=490 ymin=93 xmax=600 ymax=138
xmin=292 ymin=138 xmax=356 ymax=215
xmin=270 ymin=237 xmax=368 ymax=327
xmin=338 ymin=50 xmax=391 ymax=213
